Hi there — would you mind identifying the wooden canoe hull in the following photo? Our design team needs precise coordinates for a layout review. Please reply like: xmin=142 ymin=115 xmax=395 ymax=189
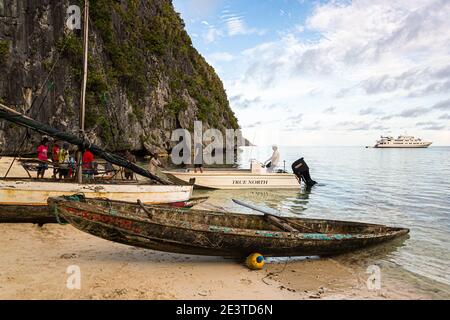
xmin=48 ymin=196 xmax=409 ymax=258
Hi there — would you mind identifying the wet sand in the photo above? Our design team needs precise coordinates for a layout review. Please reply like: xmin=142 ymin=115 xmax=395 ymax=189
xmin=0 ymin=223 xmax=440 ymax=300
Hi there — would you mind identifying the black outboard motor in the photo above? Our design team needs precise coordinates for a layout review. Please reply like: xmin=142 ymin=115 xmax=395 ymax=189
xmin=292 ymin=158 xmax=317 ymax=188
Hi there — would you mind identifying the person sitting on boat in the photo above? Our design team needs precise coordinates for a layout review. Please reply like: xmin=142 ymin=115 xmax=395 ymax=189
xmin=51 ymin=140 xmax=60 ymax=179
xmin=58 ymin=142 xmax=70 ymax=180
xmin=148 ymin=153 xmax=162 ymax=175
xmin=124 ymin=150 xmax=137 ymax=180
xmin=36 ymin=137 xmax=50 ymax=179
xmin=264 ymin=145 xmax=280 ymax=173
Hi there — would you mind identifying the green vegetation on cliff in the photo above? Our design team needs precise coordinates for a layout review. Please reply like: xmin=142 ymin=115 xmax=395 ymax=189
xmin=0 ymin=40 xmax=9 ymax=61
xmin=60 ymin=0 xmax=238 ymax=146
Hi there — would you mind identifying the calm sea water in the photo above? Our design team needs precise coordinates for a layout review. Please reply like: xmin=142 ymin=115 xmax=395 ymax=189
xmin=194 ymin=146 xmax=450 ymax=295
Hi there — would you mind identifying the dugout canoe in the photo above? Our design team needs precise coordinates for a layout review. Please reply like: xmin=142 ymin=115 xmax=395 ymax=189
xmin=47 ymin=195 xmax=409 ymax=257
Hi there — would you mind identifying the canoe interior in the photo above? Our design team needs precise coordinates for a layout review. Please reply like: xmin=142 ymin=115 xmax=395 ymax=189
xmin=63 ymin=197 xmax=404 ymax=235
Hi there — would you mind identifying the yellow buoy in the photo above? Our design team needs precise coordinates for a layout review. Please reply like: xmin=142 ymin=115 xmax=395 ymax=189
xmin=245 ymin=253 xmax=265 ymax=270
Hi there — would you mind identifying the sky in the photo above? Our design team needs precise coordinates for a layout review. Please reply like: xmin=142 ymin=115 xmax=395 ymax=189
xmin=172 ymin=0 xmax=450 ymax=146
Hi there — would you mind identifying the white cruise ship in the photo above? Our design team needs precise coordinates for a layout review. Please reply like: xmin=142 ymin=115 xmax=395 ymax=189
xmin=374 ymin=135 xmax=432 ymax=148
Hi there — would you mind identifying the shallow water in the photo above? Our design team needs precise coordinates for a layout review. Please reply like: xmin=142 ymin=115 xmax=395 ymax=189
xmin=194 ymin=146 xmax=450 ymax=296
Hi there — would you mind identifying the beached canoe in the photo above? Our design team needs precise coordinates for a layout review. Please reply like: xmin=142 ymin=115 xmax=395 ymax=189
xmin=48 ymin=195 xmax=409 ymax=257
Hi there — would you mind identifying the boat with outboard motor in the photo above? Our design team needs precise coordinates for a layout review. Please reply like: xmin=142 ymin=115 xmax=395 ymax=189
xmin=164 ymin=158 xmax=317 ymax=190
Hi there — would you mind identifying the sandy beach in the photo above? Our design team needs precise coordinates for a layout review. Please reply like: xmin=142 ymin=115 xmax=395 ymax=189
xmin=0 ymin=157 xmax=33 ymax=178
xmin=0 ymin=223 xmax=443 ymax=300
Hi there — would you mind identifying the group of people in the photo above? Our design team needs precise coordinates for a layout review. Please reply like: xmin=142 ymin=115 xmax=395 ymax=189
xmin=36 ymin=137 xmax=162 ymax=181
xmin=36 ymin=137 xmax=95 ymax=179
xmin=36 ymin=137 xmax=282 ymax=180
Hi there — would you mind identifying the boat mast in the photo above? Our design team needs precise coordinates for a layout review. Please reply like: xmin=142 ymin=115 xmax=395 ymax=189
xmin=77 ymin=0 xmax=89 ymax=184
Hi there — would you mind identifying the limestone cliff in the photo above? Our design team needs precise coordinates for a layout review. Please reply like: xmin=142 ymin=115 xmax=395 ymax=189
xmin=0 ymin=0 xmax=238 ymax=155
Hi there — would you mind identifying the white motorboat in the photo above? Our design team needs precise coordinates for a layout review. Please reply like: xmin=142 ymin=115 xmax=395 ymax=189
xmin=165 ymin=160 xmax=306 ymax=190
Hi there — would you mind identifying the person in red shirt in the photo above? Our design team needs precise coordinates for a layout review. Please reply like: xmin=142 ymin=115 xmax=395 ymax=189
xmin=82 ymin=149 xmax=95 ymax=170
xmin=36 ymin=137 xmax=49 ymax=179
xmin=51 ymin=141 xmax=60 ymax=179
xmin=82 ymin=149 xmax=96 ymax=180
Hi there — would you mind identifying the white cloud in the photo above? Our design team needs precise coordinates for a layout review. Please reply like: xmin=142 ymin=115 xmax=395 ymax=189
xmin=203 ymin=25 xmax=223 ymax=44
xmin=225 ymin=0 xmax=450 ymax=145
xmin=225 ymin=15 xmax=247 ymax=36
xmin=200 ymin=10 xmax=266 ymax=44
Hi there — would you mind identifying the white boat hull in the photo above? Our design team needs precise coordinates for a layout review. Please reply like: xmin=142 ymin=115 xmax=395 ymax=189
xmin=374 ymin=143 xmax=432 ymax=148
xmin=165 ymin=170 xmax=301 ymax=190
xmin=0 ymin=180 xmax=193 ymax=206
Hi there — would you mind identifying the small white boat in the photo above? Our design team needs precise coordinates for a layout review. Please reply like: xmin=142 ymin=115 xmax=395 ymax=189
xmin=165 ymin=160 xmax=301 ymax=190
xmin=0 ymin=180 xmax=193 ymax=206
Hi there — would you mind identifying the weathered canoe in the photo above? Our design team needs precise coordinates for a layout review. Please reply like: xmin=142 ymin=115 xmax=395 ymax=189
xmin=48 ymin=196 xmax=409 ymax=258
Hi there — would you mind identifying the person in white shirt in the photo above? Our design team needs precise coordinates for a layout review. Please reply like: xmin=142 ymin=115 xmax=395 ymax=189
xmin=148 ymin=154 xmax=162 ymax=175
xmin=264 ymin=145 xmax=280 ymax=173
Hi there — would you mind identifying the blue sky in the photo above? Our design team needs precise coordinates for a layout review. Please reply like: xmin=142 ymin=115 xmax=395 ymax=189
xmin=173 ymin=0 xmax=450 ymax=146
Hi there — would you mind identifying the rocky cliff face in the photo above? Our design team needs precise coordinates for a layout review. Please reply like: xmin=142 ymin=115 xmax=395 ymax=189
xmin=0 ymin=0 xmax=238 ymax=155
